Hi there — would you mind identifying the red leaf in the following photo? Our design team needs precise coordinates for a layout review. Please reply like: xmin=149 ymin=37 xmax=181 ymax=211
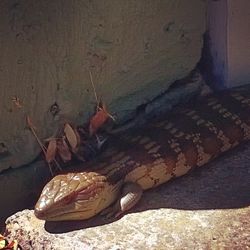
xmin=64 ymin=123 xmax=80 ymax=151
xmin=57 ymin=139 xmax=72 ymax=162
xmin=45 ymin=139 xmax=57 ymax=163
xmin=89 ymin=105 xmax=109 ymax=136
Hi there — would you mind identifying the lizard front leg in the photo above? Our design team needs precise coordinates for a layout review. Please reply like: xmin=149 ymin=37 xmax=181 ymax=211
xmin=101 ymin=182 xmax=143 ymax=218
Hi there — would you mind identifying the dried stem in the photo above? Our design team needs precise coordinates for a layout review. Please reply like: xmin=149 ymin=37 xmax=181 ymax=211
xmin=54 ymin=159 xmax=62 ymax=171
xmin=26 ymin=115 xmax=61 ymax=174
xmin=98 ymin=106 xmax=115 ymax=121
xmin=27 ymin=116 xmax=46 ymax=154
xmin=88 ymin=69 xmax=99 ymax=106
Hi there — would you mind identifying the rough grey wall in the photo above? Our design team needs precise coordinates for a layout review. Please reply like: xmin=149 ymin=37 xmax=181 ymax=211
xmin=0 ymin=0 xmax=206 ymax=171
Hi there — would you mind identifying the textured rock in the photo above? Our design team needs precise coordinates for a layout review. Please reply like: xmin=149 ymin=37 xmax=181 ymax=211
xmin=0 ymin=0 xmax=206 ymax=171
xmin=5 ymin=143 xmax=250 ymax=250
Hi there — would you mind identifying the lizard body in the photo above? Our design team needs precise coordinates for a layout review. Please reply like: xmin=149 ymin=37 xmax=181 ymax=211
xmin=35 ymin=85 xmax=250 ymax=221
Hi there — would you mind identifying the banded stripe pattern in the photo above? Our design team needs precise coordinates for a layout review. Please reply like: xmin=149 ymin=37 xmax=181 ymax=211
xmin=91 ymin=85 xmax=250 ymax=189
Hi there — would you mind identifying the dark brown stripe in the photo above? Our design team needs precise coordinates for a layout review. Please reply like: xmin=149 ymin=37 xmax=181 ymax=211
xmin=96 ymin=85 xmax=250 ymax=184
xmin=201 ymin=94 xmax=247 ymax=143
xmin=104 ymin=134 xmax=156 ymax=184
xmin=194 ymin=98 xmax=235 ymax=134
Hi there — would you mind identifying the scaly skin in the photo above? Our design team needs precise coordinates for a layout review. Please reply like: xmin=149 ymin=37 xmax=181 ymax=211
xmin=35 ymin=85 xmax=250 ymax=221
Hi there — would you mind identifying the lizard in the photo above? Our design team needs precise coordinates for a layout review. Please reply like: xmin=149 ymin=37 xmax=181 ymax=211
xmin=34 ymin=84 xmax=250 ymax=221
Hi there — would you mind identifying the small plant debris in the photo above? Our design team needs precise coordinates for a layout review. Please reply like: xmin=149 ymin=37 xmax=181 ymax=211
xmin=0 ymin=234 xmax=22 ymax=250
xmin=11 ymin=72 xmax=115 ymax=176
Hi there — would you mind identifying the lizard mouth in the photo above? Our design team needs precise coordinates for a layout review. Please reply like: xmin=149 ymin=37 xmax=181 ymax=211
xmin=34 ymin=206 xmax=93 ymax=221
xmin=34 ymin=206 xmax=47 ymax=220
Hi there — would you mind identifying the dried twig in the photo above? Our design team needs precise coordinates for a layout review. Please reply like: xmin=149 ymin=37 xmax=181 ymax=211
xmin=88 ymin=69 xmax=99 ymax=106
xmin=26 ymin=116 xmax=47 ymax=154
xmin=26 ymin=115 xmax=61 ymax=174
xmin=97 ymin=105 xmax=115 ymax=121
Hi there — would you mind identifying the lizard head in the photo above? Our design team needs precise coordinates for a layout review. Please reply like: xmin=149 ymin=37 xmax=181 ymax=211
xmin=34 ymin=172 xmax=117 ymax=221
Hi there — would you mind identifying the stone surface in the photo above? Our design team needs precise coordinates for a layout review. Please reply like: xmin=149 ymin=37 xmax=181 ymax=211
xmin=0 ymin=0 xmax=206 ymax=171
xmin=4 ymin=142 xmax=250 ymax=250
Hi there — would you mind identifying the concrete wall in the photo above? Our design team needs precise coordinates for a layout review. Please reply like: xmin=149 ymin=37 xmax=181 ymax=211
xmin=208 ymin=0 xmax=250 ymax=88
xmin=227 ymin=0 xmax=250 ymax=87
xmin=207 ymin=0 xmax=228 ymax=88
xmin=0 ymin=0 xmax=206 ymax=171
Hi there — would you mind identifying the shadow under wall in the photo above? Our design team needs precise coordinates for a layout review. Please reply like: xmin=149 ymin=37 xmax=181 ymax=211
xmin=197 ymin=31 xmax=225 ymax=90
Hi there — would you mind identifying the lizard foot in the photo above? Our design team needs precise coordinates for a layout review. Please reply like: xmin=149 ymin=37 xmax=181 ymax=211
xmin=100 ymin=182 xmax=143 ymax=218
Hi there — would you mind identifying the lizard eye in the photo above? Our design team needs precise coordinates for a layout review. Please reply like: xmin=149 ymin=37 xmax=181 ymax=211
xmin=63 ymin=192 xmax=76 ymax=204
